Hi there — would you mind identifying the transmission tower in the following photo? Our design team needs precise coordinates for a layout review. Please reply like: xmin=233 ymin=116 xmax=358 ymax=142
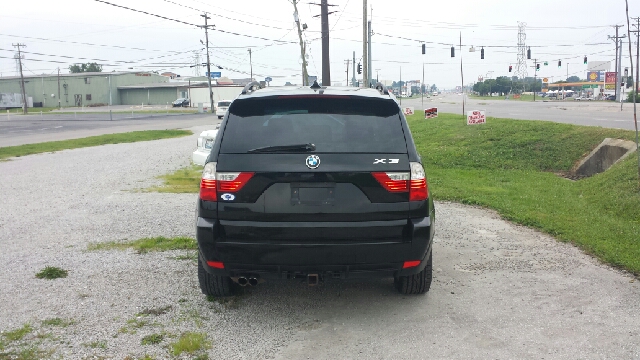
xmin=515 ymin=22 xmax=528 ymax=80
xmin=193 ymin=52 xmax=202 ymax=77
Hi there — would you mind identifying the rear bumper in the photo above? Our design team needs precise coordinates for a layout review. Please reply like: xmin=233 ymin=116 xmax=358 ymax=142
xmin=197 ymin=215 xmax=434 ymax=279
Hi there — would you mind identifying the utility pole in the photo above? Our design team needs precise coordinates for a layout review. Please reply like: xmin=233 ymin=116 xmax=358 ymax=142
xmin=628 ymin=13 xmax=639 ymax=187
xmin=362 ymin=0 xmax=368 ymax=88
xmin=248 ymin=48 xmax=253 ymax=80
xmin=201 ymin=13 xmax=214 ymax=113
xmin=367 ymin=19 xmax=373 ymax=87
xmin=320 ymin=0 xmax=331 ymax=86
xmin=12 ymin=43 xmax=27 ymax=114
xmin=352 ymin=51 xmax=356 ymax=86
xmin=609 ymin=25 xmax=626 ymax=102
xmin=533 ymin=58 xmax=538 ymax=102
xmin=293 ymin=0 xmax=309 ymax=86
xmin=57 ymin=67 xmax=61 ymax=109
xmin=345 ymin=59 xmax=350 ymax=86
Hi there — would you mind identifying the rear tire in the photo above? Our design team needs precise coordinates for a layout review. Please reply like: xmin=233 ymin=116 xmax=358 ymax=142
xmin=394 ymin=252 xmax=432 ymax=295
xmin=198 ymin=256 xmax=235 ymax=297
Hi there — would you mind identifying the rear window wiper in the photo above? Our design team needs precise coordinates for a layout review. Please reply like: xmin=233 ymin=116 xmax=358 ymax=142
xmin=247 ymin=143 xmax=316 ymax=153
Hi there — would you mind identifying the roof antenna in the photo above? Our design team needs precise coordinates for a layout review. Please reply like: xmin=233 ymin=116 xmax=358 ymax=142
xmin=310 ymin=80 xmax=322 ymax=89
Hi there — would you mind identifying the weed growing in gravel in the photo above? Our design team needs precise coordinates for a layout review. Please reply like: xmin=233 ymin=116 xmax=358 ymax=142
xmin=41 ymin=317 xmax=75 ymax=327
xmin=35 ymin=266 xmax=68 ymax=280
xmin=141 ymin=333 xmax=164 ymax=345
xmin=172 ymin=252 xmax=198 ymax=261
xmin=2 ymin=324 xmax=33 ymax=342
xmin=84 ymin=340 xmax=107 ymax=349
xmin=87 ymin=236 xmax=196 ymax=254
xmin=1 ymin=345 xmax=53 ymax=360
xmin=206 ymin=295 xmax=242 ymax=310
xmin=169 ymin=332 xmax=211 ymax=357
xmin=137 ymin=306 xmax=172 ymax=316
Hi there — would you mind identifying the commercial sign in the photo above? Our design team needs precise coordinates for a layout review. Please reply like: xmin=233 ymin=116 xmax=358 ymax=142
xmin=206 ymin=72 xmax=222 ymax=78
xmin=587 ymin=71 xmax=601 ymax=82
xmin=403 ymin=107 xmax=415 ymax=116
xmin=467 ymin=110 xmax=486 ymax=125
xmin=604 ymin=72 xmax=617 ymax=90
xmin=424 ymin=107 xmax=438 ymax=119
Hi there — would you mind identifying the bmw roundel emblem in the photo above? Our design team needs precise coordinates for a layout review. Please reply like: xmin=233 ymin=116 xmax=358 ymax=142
xmin=305 ymin=155 xmax=320 ymax=169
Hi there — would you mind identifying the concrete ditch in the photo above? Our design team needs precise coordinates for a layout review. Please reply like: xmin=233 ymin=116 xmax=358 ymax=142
xmin=573 ymin=138 xmax=637 ymax=177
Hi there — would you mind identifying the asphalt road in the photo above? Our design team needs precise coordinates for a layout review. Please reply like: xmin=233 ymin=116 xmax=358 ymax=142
xmin=0 ymin=112 xmax=219 ymax=147
xmin=402 ymin=94 xmax=639 ymax=131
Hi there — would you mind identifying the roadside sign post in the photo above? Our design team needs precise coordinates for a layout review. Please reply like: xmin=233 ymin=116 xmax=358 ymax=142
xmin=424 ymin=107 xmax=438 ymax=119
xmin=467 ymin=110 xmax=486 ymax=125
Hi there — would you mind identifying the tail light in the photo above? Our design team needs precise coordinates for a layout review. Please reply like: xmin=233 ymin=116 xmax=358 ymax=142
xmin=372 ymin=162 xmax=428 ymax=202
xmin=199 ymin=162 xmax=254 ymax=202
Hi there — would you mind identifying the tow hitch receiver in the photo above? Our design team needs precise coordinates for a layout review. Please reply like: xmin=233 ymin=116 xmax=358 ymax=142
xmin=308 ymin=274 xmax=319 ymax=286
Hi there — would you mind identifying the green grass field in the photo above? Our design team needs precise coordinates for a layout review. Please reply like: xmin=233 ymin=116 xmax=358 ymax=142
xmin=0 ymin=130 xmax=192 ymax=161
xmin=410 ymin=112 xmax=640 ymax=275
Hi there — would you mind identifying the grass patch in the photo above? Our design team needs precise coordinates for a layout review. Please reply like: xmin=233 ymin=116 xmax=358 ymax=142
xmin=0 ymin=130 xmax=192 ymax=161
xmin=35 ymin=266 xmax=68 ymax=280
xmin=41 ymin=318 xmax=75 ymax=327
xmin=169 ymin=332 xmax=211 ymax=357
xmin=88 ymin=236 xmax=196 ymax=254
xmin=147 ymin=164 xmax=203 ymax=193
xmin=141 ymin=333 xmax=164 ymax=345
xmin=409 ymin=112 xmax=640 ymax=275
xmin=2 ymin=324 xmax=33 ymax=342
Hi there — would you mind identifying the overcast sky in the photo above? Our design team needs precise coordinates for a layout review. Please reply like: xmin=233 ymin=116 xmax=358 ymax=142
xmin=1 ymin=0 xmax=639 ymax=88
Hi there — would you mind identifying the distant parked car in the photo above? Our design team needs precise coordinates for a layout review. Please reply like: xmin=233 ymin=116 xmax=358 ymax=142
xmin=575 ymin=96 xmax=592 ymax=101
xmin=605 ymin=95 xmax=616 ymax=101
xmin=216 ymin=100 xmax=232 ymax=119
xmin=192 ymin=126 xmax=219 ymax=166
xmin=172 ymin=98 xmax=190 ymax=107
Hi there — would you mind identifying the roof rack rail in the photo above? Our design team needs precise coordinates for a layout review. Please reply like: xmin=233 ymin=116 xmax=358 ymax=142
xmin=374 ymin=82 xmax=389 ymax=95
xmin=241 ymin=81 xmax=263 ymax=94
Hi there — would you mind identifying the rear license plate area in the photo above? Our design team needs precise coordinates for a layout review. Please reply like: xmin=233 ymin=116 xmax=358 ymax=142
xmin=290 ymin=182 xmax=335 ymax=206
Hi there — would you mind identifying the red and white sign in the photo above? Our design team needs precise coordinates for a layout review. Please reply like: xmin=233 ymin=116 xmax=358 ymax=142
xmin=403 ymin=107 xmax=415 ymax=116
xmin=467 ymin=110 xmax=486 ymax=125
xmin=424 ymin=107 xmax=438 ymax=119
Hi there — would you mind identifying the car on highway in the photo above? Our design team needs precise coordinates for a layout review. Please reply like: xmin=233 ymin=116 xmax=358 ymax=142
xmin=215 ymin=100 xmax=232 ymax=119
xmin=172 ymin=98 xmax=190 ymax=107
xmin=196 ymin=81 xmax=435 ymax=297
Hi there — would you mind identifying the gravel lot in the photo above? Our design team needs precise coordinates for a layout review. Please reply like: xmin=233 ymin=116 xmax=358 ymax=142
xmin=1 ymin=125 xmax=639 ymax=359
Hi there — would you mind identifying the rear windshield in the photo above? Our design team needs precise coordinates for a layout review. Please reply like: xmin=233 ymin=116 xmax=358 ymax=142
xmin=220 ymin=96 xmax=406 ymax=154
xmin=217 ymin=101 xmax=231 ymax=107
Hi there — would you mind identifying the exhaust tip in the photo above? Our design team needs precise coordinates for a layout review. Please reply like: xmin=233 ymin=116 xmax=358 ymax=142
xmin=237 ymin=277 xmax=248 ymax=286
xmin=248 ymin=277 xmax=258 ymax=286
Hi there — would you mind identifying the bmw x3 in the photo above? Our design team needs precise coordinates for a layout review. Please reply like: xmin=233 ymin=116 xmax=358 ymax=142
xmin=196 ymin=81 xmax=435 ymax=296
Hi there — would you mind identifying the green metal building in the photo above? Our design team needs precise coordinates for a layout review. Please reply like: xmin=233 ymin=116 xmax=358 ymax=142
xmin=0 ymin=71 xmax=168 ymax=108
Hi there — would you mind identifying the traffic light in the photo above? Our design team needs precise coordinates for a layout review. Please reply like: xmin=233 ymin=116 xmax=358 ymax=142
xmin=583 ymin=56 xmax=587 ymax=65
xmin=509 ymin=65 xmax=512 ymax=72
xmin=451 ymin=46 xmax=455 ymax=58
xmin=357 ymin=63 xmax=362 ymax=74
xmin=536 ymin=63 xmax=540 ymax=71
xmin=480 ymin=48 xmax=484 ymax=60
xmin=527 ymin=48 xmax=531 ymax=60
xmin=558 ymin=60 xmax=561 ymax=68
xmin=422 ymin=44 xmax=425 ymax=54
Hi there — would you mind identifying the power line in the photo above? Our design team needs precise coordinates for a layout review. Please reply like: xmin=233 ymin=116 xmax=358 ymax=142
xmin=93 ymin=0 xmax=298 ymax=44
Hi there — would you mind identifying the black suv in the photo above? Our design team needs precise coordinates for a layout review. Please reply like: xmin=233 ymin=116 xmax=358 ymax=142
xmin=196 ymin=82 xmax=435 ymax=296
